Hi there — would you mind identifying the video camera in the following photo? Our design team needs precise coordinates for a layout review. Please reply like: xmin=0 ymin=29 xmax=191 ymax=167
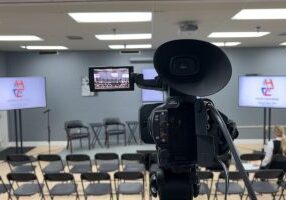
xmin=89 ymin=39 xmax=257 ymax=200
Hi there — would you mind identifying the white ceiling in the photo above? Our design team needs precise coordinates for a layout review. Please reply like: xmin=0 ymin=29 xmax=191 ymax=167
xmin=0 ymin=0 xmax=286 ymax=51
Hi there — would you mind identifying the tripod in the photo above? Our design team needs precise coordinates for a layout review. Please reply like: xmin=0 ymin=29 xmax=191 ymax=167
xmin=43 ymin=109 xmax=51 ymax=154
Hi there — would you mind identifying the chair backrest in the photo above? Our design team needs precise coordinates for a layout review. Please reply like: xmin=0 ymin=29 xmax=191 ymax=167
xmin=197 ymin=171 xmax=213 ymax=180
xmin=114 ymin=171 xmax=144 ymax=180
xmin=206 ymin=153 xmax=232 ymax=171
xmin=66 ymin=154 xmax=91 ymax=162
xmin=6 ymin=154 xmax=33 ymax=168
xmin=95 ymin=153 xmax=119 ymax=162
xmin=269 ymin=154 xmax=286 ymax=172
xmin=6 ymin=154 xmax=31 ymax=163
xmin=44 ymin=173 xmax=74 ymax=182
xmin=7 ymin=173 xmax=37 ymax=182
xmin=218 ymin=171 xmax=242 ymax=181
xmin=121 ymin=153 xmax=143 ymax=164
xmin=254 ymin=169 xmax=284 ymax=180
xmin=81 ymin=172 xmax=110 ymax=182
xmin=103 ymin=118 xmax=121 ymax=126
xmin=240 ymin=153 xmax=265 ymax=161
xmin=65 ymin=120 xmax=84 ymax=131
xmin=38 ymin=154 xmax=62 ymax=162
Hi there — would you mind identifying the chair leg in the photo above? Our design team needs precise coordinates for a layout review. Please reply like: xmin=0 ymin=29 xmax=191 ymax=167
xmin=117 ymin=135 xmax=119 ymax=144
xmin=80 ymin=139 xmax=82 ymax=148
xmin=124 ymin=133 xmax=127 ymax=146
xmin=88 ymin=136 xmax=91 ymax=150
xmin=70 ymin=140 xmax=73 ymax=153
xmin=66 ymin=139 xmax=69 ymax=149
xmin=279 ymin=188 xmax=285 ymax=200
xmin=116 ymin=192 xmax=119 ymax=200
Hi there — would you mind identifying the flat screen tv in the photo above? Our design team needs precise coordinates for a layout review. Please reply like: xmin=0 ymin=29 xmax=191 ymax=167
xmin=89 ymin=66 xmax=134 ymax=92
xmin=0 ymin=77 xmax=47 ymax=111
xmin=142 ymin=68 xmax=164 ymax=102
xmin=239 ymin=76 xmax=286 ymax=108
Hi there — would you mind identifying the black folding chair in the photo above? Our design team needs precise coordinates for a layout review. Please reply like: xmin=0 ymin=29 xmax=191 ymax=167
xmin=81 ymin=172 xmax=113 ymax=200
xmin=103 ymin=118 xmax=126 ymax=148
xmin=66 ymin=154 xmax=92 ymax=174
xmin=95 ymin=153 xmax=119 ymax=172
xmin=215 ymin=171 xmax=245 ymax=200
xmin=37 ymin=154 xmax=65 ymax=174
xmin=114 ymin=171 xmax=144 ymax=200
xmin=6 ymin=154 xmax=36 ymax=174
xmin=7 ymin=173 xmax=45 ymax=200
xmin=121 ymin=153 xmax=145 ymax=173
xmin=65 ymin=120 xmax=91 ymax=153
xmin=0 ymin=176 xmax=12 ymax=200
xmin=44 ymin=173 xmax=79 ymax=200
xmin=248 ymin=169 xmax=284 ymax=200
xmin=240 ymin=152 xmax=265 ymax=167
xmin=197 ymin=171 xmax=213 ymax=200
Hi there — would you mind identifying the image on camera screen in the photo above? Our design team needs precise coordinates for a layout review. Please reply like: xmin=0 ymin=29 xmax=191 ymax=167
xmin=89 ymin=66 xmax=134 ymax=92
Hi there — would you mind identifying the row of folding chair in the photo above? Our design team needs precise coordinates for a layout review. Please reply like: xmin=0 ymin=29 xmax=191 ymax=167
xmin=0 ymin=171 xmax=145 ymax=200
xmin=197 ymin=169 xmax=286 ymax=200
xmin=6 ymin=153 xmax=146 ymax=175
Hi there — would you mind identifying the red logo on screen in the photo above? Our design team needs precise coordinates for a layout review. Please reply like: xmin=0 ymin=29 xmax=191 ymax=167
xmin=261 ymin=79 xmax=274 ymax=96
xmin=13 ymin=80 xmax=25 ymax=97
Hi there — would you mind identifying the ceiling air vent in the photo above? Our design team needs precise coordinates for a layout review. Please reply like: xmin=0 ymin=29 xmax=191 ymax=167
xmin=66 ymin=35 xmax=83 ymax=40
xmin=120 ymin=50 xmax=141 ymax=55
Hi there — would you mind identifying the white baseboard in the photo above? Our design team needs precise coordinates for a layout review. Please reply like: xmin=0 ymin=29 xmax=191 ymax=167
xmin=7 ymin=139 xmax=263 ymax=148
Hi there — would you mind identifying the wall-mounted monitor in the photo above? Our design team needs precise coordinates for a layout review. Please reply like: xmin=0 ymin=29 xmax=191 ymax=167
xmin=239 ymin=76 xmax=286 ymax=108
xmin=142 ymin=68 xmax=164 ymax=102
xmin=0 ymin=77 xmax=47 ymax=111
xmin=89 ymin=66 xmax=134 ymax=92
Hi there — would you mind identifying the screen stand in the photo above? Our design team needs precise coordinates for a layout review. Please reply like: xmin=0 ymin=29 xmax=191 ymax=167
xmin=262 ymin=108 xmax=272 ymax=152
xmin=13 ymin=109 xmax=23 ymax=154
xmin=268 ymin=108 xmax=272 ymax=141
xmin=263 ymin=108 xmax=267 ymax=146
xmin=43 ymin=109 xmax=51 ymax=154
xmin=14 ymin=110 xmax=19 ymax=153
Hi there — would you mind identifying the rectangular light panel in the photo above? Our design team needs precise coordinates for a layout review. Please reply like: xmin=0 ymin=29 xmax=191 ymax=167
xmin=95 ymin=33 xmax=152 ymax=40
xmin=21 ymin=46 xmax=68 ymax=50
xmin=126 ymin=44 xmax=152 ymax=49
xmin=233 ymin=9 xmax=286 ymax=20
xmin=0 ymin=35 xmax=43 ymax=41
xmin=68 ymin=12 xmax=152 ymax=23
xmin=208 ymin=32 xmax=270 ymax=38
xmin=108 ymin=45 xmax=125 ymax=49
xmin=211 ymin=42 xmax=241 ymax=47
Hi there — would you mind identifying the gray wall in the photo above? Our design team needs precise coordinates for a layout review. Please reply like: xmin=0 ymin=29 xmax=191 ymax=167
xmin=0 ymin=52 xmax=7 ymax=76
xmin=5 ymin=47 xmax=286 ymax=141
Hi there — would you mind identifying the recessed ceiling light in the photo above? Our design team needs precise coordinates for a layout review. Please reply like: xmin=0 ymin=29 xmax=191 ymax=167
xmin=208 ymin=32 xmax=270 ymax=38
xmin=280 ymin=42 xmax=286 ymax=46
xmin=126 ymin=44 xmax=152 ymax=49
xmin=21 ymin=46 xmax=68 ymax=50
xmin=0 ymin=35 xmax=43 ymax=41
xmin=95 ymin=33 xmax=152 ymax=40
xmin=108 ymin=45 xmax=125 ymax=49
xmin=68 ymin=12 xmax=152 ymax=23
xmin=232 ymin=9 xmax=286 ymax=20
xmin=211 ymin=42 xmax=241 ymax=47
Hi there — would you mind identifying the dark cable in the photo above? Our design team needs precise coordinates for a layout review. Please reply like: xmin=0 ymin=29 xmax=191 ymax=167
xmin=217 ymin=158 xmax=229 ymax=200
xmin=207 ymin=104 xmax=257 ymax=200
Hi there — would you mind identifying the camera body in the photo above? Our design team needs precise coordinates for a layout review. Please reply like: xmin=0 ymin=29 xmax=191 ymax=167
xmin=140 ymin=95 xmax=238 ymax=170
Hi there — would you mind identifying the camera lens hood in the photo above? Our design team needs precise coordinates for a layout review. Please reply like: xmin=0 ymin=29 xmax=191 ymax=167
xmin=153 ymin=39 xmax=232 ymax=97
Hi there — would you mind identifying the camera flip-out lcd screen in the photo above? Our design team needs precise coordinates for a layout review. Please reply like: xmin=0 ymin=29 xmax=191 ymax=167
xmin=89 ymin=66 xmax=134 ymax=92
